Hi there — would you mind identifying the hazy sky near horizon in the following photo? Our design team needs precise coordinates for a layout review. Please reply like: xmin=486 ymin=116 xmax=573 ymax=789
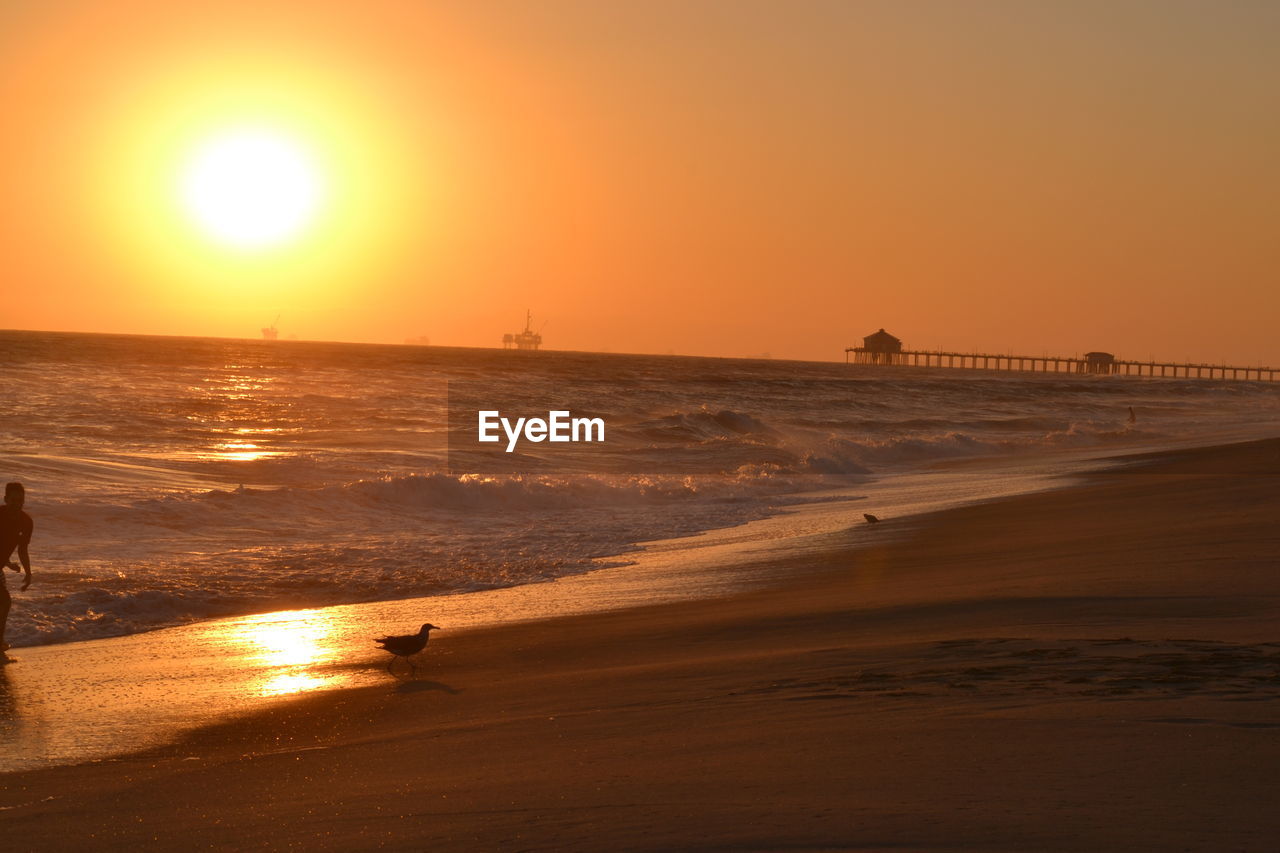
xmin=2 ymin=0 xmax=1277 ymax=363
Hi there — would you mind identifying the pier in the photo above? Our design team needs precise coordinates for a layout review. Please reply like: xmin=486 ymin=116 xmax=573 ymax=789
xmin=845 ymin=329 xmax=1277 ymax=382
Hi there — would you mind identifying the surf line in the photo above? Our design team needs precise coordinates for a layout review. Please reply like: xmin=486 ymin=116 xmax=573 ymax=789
xmin=477 ymin=410 xmax=606 ymax=453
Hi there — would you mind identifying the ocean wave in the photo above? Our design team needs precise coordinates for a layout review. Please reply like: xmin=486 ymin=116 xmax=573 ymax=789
xmin=39 ymin=471 xmax=764 ymax=536
xmin=12 ymin=474 xmax=786 ymax=647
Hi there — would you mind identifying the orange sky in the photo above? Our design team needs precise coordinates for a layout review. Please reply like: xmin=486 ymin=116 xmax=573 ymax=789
xmin=2 ymin=0 xmax=1277 ymax=364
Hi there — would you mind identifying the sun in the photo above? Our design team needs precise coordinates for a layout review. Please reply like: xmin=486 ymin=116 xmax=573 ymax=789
xmin=179 ymin=127 xmax=325 ymax=250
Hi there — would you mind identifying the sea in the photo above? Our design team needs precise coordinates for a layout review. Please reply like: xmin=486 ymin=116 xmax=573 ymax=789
xmin=3 ymin=329 xmax=1277 ymax=650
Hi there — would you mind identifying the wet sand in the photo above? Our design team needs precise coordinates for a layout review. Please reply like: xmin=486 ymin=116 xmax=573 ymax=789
xmin=3 ymin=438 xmax=1279 ymax=851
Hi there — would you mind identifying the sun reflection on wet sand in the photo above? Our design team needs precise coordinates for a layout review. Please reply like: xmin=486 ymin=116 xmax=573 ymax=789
xmin=257 ymin=672 xmax=327 ymax=697
xmin=217 ymin=609 xmax=346 ymax=697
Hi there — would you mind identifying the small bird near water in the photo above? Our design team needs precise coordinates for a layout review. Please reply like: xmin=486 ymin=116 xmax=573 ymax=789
xmin=863 ymin=513 xmax=880 ymax=524
xmin=374 ymin=623 xmax=440 ymax=673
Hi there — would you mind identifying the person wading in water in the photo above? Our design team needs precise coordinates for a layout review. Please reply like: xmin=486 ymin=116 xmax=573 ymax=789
xmin=1 ymin=482 xmax=34 ymax=656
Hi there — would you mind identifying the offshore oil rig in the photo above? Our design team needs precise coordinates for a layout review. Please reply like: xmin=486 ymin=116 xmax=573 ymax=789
xmin=261 ymin=315 xmax=280 ymax=341
xmin=846 ymin=329 xmax=1278 ymax=382
xmin=502 ymin=310 xmax=544 ymax=351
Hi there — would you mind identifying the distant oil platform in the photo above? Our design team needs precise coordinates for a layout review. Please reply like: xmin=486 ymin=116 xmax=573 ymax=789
xmin=502 ymin=310 xmax=544 ymax=351
xmin=261 ymin=315 xmax=280 ymax=341
xmin=846 ymin=329 xmax=1277 ymax=382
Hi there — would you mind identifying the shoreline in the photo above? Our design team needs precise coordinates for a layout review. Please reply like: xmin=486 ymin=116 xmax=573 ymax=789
xmin=3 ymin=437 xmax=1279 ymax=850
xmin=0 ymin=448 xmax=1076 ymax=772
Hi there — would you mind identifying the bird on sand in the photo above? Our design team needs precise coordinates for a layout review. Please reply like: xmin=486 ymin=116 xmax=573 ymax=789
xmin=863 ymin=513 xmax=880 ymax=524
xmin=374 ymin=623 xmax=440 ymax=672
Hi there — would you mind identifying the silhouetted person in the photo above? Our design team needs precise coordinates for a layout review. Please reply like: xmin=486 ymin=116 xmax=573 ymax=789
xmin=0 ymin=483 xmax=33 ymax=655
xmin=1128 ymin=406 xmax=1137 ymax=424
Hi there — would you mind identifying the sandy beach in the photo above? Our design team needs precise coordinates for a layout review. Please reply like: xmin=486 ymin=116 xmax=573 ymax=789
xmin=3 ymin=437 xmax=1279 ymax=851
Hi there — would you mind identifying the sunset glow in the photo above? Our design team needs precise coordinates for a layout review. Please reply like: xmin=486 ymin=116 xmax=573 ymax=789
xmin=1 ymin=1 xmax=1277 ymax=361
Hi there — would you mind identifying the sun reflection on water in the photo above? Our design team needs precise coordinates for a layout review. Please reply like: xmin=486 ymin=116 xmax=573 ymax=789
xmin=207 ymin=440 xmax=282 ymax=462
xmin=180 ymin=366 xmax=297 ymax=464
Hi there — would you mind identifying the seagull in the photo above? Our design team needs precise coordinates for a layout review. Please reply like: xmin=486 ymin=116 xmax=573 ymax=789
xmin=863 ymin=513 xmax=880 ymax=524
xmin=374 ymin=623 xmax=440 ymax=673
